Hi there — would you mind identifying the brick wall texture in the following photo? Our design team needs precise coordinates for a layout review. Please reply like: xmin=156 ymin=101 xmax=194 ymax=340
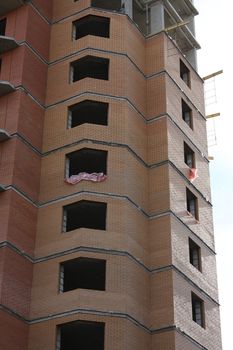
xmin=0 ymin=1 xmax=222 ymax=350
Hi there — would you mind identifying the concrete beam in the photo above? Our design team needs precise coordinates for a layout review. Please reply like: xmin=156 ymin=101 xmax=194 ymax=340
xmin=150 ymin=1 xmax=165 ymax=34
xmin=123 ymin=0 xmax=133 ymax=18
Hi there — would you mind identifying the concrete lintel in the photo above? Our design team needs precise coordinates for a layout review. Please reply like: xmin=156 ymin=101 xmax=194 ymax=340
xmin=0 ymin=0 xmax=29 ymax=17
xmin=0 ymin=36 xmax=19 ymax=54
xmin=0 ymin=81 xmax=15 ymax=96
xmin=0 ymin=129 xmax=11 ymax=142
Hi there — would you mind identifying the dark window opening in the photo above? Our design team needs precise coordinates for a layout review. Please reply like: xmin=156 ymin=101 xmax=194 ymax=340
xmin=63 ymin=200 xmax=107 ymax=232
xmin=184 ymin=142 xmax=195 ymax=168
xmin=189 ymin=238 xmax=201 ymax=271
xmin=91 ymin=0 xmax=122 ymax=12
xmin=182 ymin=99 xmax=193 ymax=128
xmin=66 ymin=148 xmax=107 ymax=177
xmin=191 ymin=293 xmax=205 ymax=328
xmin=0 ymin=18 xmax=6 ymax=36
xmin=68 ymin=100 xmax=108 ymax=128
xmin=59 ymin=257 xmax=106 ymax=292
xmin=73 ymin=15 xmax=110 ymax=40
xmin=57 ymin=320 xmax=105 ymax=350
xmin=70 ymin=55 xmax=109 ymax=82
xmin=180 ymin=59 xmax=190 ymax=87
xmin=186 ymin=188 xmax=198 ymax=220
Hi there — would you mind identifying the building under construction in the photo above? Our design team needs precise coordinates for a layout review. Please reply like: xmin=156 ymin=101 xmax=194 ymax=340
xmin=0 ymin=0 xmax=222 ymax=349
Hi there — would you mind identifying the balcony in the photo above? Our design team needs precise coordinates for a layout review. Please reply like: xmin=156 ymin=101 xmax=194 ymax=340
xmin=0 ymin=184 xmax=6 ymax=192
xmin=0 ymin=81 xmax=15 ymax=96
xmin=0 ymin=0 xmax=29 ymax=17
xmin=0 ymin=129 xmax=10 ymax=142
xmin=0 ymin=36 xmax=18 ymax=54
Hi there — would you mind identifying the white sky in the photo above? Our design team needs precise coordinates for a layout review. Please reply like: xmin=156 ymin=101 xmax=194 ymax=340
xmin=194 ymin=1 xmax=233 ymax=349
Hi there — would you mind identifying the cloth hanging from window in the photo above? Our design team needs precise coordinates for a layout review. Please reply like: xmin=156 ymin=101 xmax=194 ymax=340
xmin=65 ymin=172 xmax=107 ymax=184
xmin=189 ymin=168 xmax=198 ymax=182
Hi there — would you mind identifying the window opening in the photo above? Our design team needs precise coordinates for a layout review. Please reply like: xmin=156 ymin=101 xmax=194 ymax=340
xmin=63 ymin=200 xmax=107 ymax=232
xmin=180 ymin=59 xmax=190 ymax=87
xmin=191 ymin=293 xmax=205 ymax=328
xmin=57 ymin=320 xmax=105 ymax=350
xmin=59 ymin=257 xmax=106 ymax=292
xmin=184 ymin=142 xmax=195 ymax=168
xmin=182 ymin=99 xmax=193 ymax=129
xmin=186 ymin=188 xmax=198 ymax=220
xmin=70 ymin=55 xmax=109 ymax=82
xmin=73 ymin=15 xmax=110 ymax=40
xmin=0 ymin=18 xmax=6 ymax=36
xmin=68 ymin=100 xmax=108 ymax=128
xmin=65 ymin=148 xmax=107 ymax=184
xmin=189 ymin=238 xmax=201 ymax=271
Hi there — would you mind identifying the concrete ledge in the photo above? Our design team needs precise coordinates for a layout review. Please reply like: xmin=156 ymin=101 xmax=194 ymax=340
xmin=0 ymin=81 xmax=15 ymax=96
xmin=0 ymin=0 xmax=29 ymax=16
xmin=0 ymin=129 xmax=10 ymax=142
xmin=0 ymin=36 xmax=19 ymax=54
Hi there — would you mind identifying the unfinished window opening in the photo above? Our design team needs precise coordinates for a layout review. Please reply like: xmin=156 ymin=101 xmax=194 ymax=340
xmin=57 ymin=320 xmax=105 ymax=350
xmin=191 ymin=293 xmax=205 ymax=328
xmin=182 ymin=99 xmax=193 ymax=129
xmin=70 ymin=55 xmax=109 ymax=82
xmin=184 ymin=142 xmax=195 ymax=168
xmin=59 ymin=257 xmax=106 ymax=292
xmin=66 ymin=148 xmax=107 ymax=177
xmin=68 ymin=100 xmax=108 ymax=128
xmin=91 ymin=0 xmax=122 ymax=12
xmin=189 ymin=238 xmax=201 ymax=271
xmin=63 ymin=200 xmax=107 ymax=232
xmin=0 ymin=18 xmax=6 ymax=36
xmin=186 ymin=188 xmax=198 ymax=220
xmin=73 ymin=15 xmax=110 ymax=40
xmin=180 ymin=59 xmax=190 ymax=87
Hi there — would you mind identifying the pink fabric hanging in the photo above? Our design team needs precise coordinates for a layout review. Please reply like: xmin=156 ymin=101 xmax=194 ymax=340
xmin=65 ymin=172 xmax=107 ymax=184
xmin=189 ymin=168 xmax=198 ymax=182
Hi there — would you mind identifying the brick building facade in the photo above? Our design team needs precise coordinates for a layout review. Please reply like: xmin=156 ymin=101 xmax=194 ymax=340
xmin=0 ymin=1 xmax=222 ymax=349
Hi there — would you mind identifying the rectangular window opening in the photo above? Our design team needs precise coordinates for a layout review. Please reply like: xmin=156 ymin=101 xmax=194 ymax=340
xmin=189 ymin=238 xmax=201 ymax=271
xmin=182 ymin=99 xmax=193 ymax=129
xmin=73 ymin=15 xmax=110 ymax=40
xmin=68 ymin=100 xmax=108 ymax=128
xmin=0 ymin=18 xmax=6 ymax=36
xmin=59 ymin=257 xmax=106 ymax=293
xmin=91 ymin=0 xmax=122 ymax=12
xmin=184 ymin=142 xmax=195 ymax=168
xmin=66 ymin=148 xmax=107 ymax=177
xmin=63 ymin=200 xmax=107 ymax=232
xmin=186 ymin=188 xmax=198 ymax=220
xmin=180 ymin=59 xmax=190 ymax=87
xmin=57 ymin=320 xmax=105 ymax=350
xmin=191 ymin=293 xmax=205 ymax=328
xmin=70 ymin=55 xmax=109 ymax=82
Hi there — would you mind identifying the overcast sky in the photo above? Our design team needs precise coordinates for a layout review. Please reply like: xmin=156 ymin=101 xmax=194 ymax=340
xmin=194 ymin=1 xmax=233 ymax=349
